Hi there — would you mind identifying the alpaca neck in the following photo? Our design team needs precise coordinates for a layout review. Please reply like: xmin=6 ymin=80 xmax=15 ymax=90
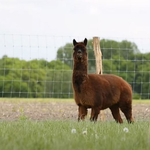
xmin=73 ymin=61 xmax=88 ymax=75
xmin=73 ymin=61 xmax=88 ymax=93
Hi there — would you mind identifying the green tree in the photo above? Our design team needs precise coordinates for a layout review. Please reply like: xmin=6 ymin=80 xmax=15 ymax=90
xmin=45 ymin=60 xmax=72 ymax=98
xmin=0 ymin=56 xmax=73 ymax=98
xmin=57 ymin=39 xmax=139 ymax=70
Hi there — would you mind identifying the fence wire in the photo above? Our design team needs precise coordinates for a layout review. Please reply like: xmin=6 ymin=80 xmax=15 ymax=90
xmin=0 ymin=34 xmax=150 ymax=99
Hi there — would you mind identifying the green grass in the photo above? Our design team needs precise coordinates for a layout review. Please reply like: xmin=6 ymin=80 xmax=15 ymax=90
xmin=0 ymin=98 xmax=74 ymax=103
xmin=0 ymin=98 xmax=149 ymax=150
xmin=0 ymin=98 xmax=150 ymax=104
xmin=0 ymin=120 xmax=149 ymax=150
xmin=133 ymin=100 xmax=150 ymax=104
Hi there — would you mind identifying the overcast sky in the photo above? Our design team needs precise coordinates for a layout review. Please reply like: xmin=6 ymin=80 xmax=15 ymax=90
xmin=0 ymin=0 xmax=150 ymax=60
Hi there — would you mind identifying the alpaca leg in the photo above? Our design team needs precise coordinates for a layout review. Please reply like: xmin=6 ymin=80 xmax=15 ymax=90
xmin=90 ymin=107 xmax=100 ymax=122
xmin=120 ymin=103 xmax=134 ymax=123
xmin=110 ymin=104 xmax=123 ymax=123
xmin=78 ymin=105 xmax=87 ymax=121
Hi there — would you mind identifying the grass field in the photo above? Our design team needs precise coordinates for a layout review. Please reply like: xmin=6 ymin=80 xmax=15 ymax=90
xmin=0 ymin=120 xmax=149 ymax=150
xmin=0 ymin=98 xmax=150 ymax=150
xmin=0 ymin=98 xmax=150 ymax=104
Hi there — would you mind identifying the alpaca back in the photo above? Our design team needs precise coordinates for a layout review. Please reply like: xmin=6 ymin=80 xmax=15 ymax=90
xmin=73 ymin=73 xmax=132 ymax=109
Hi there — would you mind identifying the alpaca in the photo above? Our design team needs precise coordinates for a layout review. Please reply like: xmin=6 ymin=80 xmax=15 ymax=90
xmin=72 ymin=38 xmax=134 ymax=123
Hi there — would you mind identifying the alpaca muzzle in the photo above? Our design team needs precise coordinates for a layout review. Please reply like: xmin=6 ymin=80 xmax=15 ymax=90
xmin=77 ymin=49 xmax=82 ymax=58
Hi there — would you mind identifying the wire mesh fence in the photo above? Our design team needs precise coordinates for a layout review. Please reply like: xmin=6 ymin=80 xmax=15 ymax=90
xmin=0 ymin=34 xmax=150 ymax=99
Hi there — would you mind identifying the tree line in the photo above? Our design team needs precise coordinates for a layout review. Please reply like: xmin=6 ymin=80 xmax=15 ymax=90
xmin=0 ymin=39 xmax=150 ymax=99
xmin=0 ymin=56 xmax=71 ymax=98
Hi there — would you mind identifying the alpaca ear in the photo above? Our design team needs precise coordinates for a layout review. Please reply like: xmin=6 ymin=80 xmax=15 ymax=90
xmin=73 ymin=39 xmax=77 ymax=46
xmin=84 ymin=38 xmax=87 ymax=46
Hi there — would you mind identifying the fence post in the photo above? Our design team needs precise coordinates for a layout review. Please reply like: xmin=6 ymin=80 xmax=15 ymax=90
xmin=93 ymin=37 xmax=103 ymax=74
xmin=93 ymin=37 xmax=105 ymax=121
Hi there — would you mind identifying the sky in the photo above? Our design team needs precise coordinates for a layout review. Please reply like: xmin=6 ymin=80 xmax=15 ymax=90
xmin=0 ymin=0 xmax=150 ymax=60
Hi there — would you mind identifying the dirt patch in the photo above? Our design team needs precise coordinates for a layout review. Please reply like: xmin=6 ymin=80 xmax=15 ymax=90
xmin=0 ymin=101 xmax=150 ymax=122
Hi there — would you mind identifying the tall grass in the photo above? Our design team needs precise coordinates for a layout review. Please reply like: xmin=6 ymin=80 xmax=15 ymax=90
xmin=0 ymin=120 xmax=149 ymax=150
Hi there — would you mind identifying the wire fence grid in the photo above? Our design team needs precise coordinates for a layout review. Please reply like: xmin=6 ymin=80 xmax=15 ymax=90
xmin=0 ymin=34 xmax=150 ymax=99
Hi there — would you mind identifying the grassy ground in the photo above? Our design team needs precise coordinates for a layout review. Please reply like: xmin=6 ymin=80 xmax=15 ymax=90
xmin=0 ymin=98 xmax=150 ymax=104
xmin=0 ymin=98 xmax=74 ymax=103
xmin=0 ymin=120 xmax=149 ymax=150
xmin=0 ymin=98 xmax=150 ymax=150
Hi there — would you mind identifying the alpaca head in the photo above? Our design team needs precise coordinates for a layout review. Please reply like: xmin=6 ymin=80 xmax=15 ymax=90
xmin=73 ymin=38 xmax=88 ymax=62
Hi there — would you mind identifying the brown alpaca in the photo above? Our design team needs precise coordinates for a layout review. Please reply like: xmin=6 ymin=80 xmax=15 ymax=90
xmin=72 ymin=38 xmax=134 ymax=123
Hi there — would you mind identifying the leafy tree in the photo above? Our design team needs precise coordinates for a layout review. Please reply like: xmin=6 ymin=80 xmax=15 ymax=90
xmin=57 ymin=39 xmax=139 ymax=69
xmin=45 ymin=60 xmax=72 ymax=98
xmin=0 ymin=56 xmax=72 ymax=98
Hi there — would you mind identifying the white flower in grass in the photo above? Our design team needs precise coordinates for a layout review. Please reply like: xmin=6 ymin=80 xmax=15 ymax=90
xmin=71 ymin=128 xmax=76 ymax=134
xmin=123 ymin=127 xmax=129 ymax=133
xmin=82 ymin=130 xmax=87 ymax=135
